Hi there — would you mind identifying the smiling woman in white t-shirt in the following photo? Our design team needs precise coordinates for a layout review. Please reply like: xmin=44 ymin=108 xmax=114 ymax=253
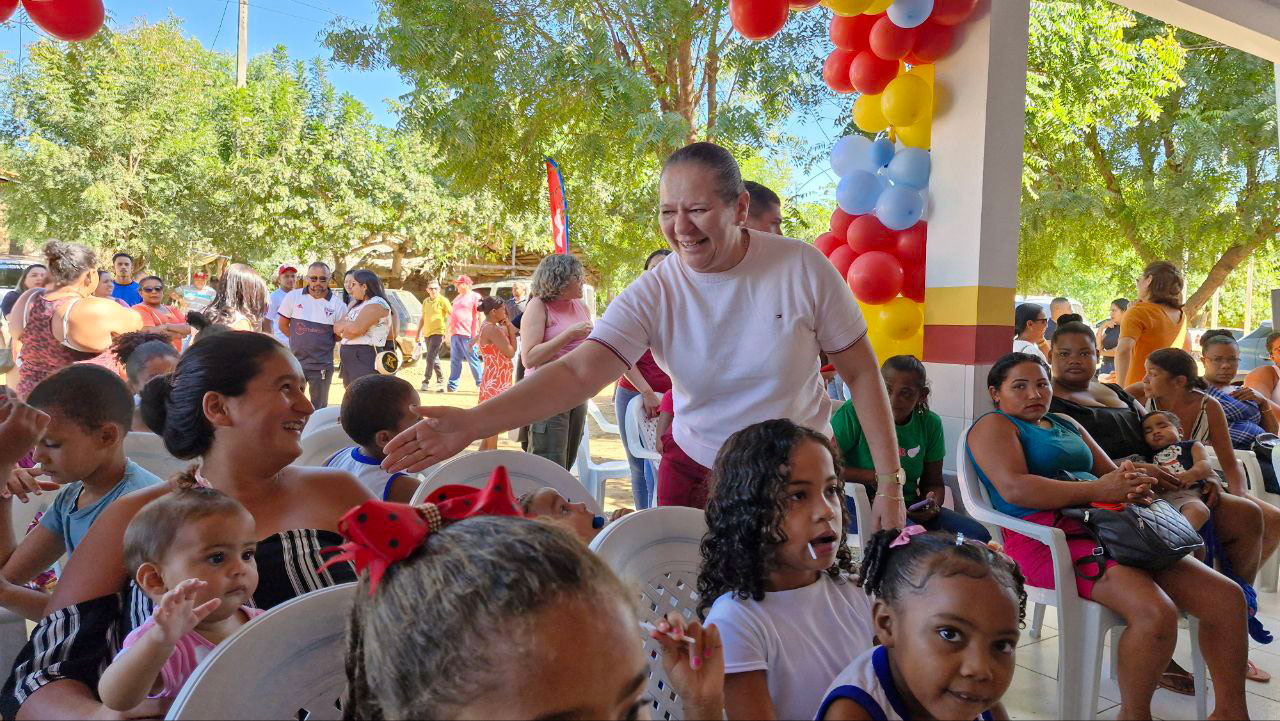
xmin=382 ymin=141 xmax=906 ymax=529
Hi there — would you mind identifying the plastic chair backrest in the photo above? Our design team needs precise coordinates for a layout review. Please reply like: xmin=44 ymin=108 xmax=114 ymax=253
xmin=165 ymin=583 xmax=355 ymax=720
xmin=124 ymin=432 xmax=192 ymax=483
xmin=844 ymin=482 xmax=872 ymax=547
xmin=624 ymin=395 xmax=661 ymax=462
xmin=589 ymin=507 xmax=706 ymax=721
xmin=297 ymin=424 xmax=355 ymax=468
xmin=587 ymin=399 xmax=620 ymax=436
xmin=302 ymin=406 xmax=342 ymax=438
xmin=409 ymin=450 xmax=602 ymax=514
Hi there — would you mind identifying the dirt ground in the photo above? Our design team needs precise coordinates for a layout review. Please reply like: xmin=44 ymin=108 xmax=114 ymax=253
xmin=326 ymin=359 xmax=637 ymax=514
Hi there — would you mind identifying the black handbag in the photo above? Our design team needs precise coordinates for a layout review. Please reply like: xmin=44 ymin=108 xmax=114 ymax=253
xmin=1058 ymin=499 xmax=1203 ymax=580
xmin=1253 ymin=433 xmax=1280 ymax=466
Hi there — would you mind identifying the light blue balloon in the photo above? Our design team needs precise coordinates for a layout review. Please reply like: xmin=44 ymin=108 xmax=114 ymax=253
xmin=885 ymin=147 xmax=931 ymax=189
xmin=830 ymin=135 xmax=873 ymax=177
xmin=887 ymin=0 xmax=934 ymax=29
xmin=836 ymin=170 xmax=883 ymax=215
xmin=875 ymin=185 xmax=925 ymax=230
xmin=869 ymin=138 xmax=896 ymax=170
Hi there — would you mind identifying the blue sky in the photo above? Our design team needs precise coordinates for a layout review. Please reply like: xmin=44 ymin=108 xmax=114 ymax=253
xmin=0 ymin=0 xmax=839 ymax=200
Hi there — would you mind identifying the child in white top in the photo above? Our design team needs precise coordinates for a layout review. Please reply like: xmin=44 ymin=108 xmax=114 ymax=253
xmin=99 ymin=487 xmax=263 ymax=711
xmin=324 ymin=374 xmax=421 ymax=502
xmin=817 ymin=528 xmax=1025 ymax=721
xmin=699 ymin=419 xmax=874 ymax=720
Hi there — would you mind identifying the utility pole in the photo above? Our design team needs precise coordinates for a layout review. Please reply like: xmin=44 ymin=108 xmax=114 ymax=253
xmin=236 ymin=0 xmax=248 ymax=88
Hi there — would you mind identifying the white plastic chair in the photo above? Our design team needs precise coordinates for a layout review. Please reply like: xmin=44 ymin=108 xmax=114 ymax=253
xmin=296 ymin=424 xmax=355 ymax=467
xmin=845 ymin=482 xmax=872 ymax=550
xmin=1204 ymin=447 xmax=1280 ymax=592
xmin=165 ymin=582 xmax=355 ymax=720
xmin=956 ymin=430 xmax=1207 ymax=721
xmin=302 ymin=405 xmax=343 ymax=439
xmin=573 ymin=401 xmax=630 ymax=505
xmin=124 ymin=432 xmax=192 ymax=482
xmin=410 ymin=449 xmax=602 ymax=514
xmin=624 ymin=395 xmax=663 ymax=507
xmin=589 ymin=507 xmax=706 ymax=721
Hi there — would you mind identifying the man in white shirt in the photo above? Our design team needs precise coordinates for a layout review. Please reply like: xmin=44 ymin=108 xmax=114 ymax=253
xmin=276 ymin=262 xmax=346 ymax=409
xmin=265 ymin=264 xmax=297 ymax=346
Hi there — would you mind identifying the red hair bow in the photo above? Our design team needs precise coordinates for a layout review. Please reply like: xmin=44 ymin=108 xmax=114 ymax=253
xmin=320 ymin=466 xmax=523 ymax=594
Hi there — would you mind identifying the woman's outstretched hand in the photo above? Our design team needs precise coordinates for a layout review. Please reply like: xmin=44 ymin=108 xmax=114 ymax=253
xmin=381 ymin=406 xmax=478 ymax=473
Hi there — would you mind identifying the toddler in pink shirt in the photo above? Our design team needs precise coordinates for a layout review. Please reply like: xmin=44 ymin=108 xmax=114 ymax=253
xmin=98 ymin=487 xmax=263 ymax=711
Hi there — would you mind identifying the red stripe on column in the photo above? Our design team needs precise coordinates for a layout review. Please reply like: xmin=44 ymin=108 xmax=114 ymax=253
xmin=923 ymin=325 xmax=1013 ymax=365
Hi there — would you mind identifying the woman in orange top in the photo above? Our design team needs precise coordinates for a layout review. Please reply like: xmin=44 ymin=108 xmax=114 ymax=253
xmin=1115 ymin=261 xmax=1190 ymax=389
xmin=131 ymin=275 xmax=191 ymax=351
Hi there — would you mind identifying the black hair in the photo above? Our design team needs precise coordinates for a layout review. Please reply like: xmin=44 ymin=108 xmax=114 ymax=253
xmin=340 ymin=374 xmax=418 ymax=450
xmin=28 ymin=364 xmax=134 ymax=433
xmin=662 ymin=141 xmax=746 ymax=205
xmin=112 ymin=252 xmax=133 ymax=263
xmin=1147 ymin=347 xmax=1207 ymax=391
xmin=1200 ymin=329 xmax=1238 ymax=352
xmin=1013 ymin=303 xmax=1045 ymax=338
xmin=112 ymin=331 xmax=179 ymax=389
xmin=477 ymin=295 xmax=504 ymax=314
xmin=15 ymin=264 xmax=46 ymax=291
xmin=186 ymin=311 xmax=231 ymax=344
xmin=1050 ymin=320 xmax=1097 ymax=348
xmin=1111 ymin=298 xmax=1130 ymax=313
xmin=644 ymin=248 xmax=672 ymax=271
xmin=205 ymin=263 xmax=267 ymax=331
xmin=882 ymin=354 xmax=930 ymax=412
xmin=859 ymin=528 xmax=1027 ymax=624
xmin=350 ymin=268 xmax=388 ymax=307
xmin=744 ymin=180 xmax=781 ymax=216
xmin=138 ymin=275 xmax=163 ymax=288
xmin=1056 ymin=313 xmax=1083 ymax=326
xmin=43 ymin=240 xmax=97 ymax=288
xmin=697 ymin=419 xmax=853 ymax=618
xmin=1141 ymin=410 xmax=1182 ymax=433
xmin=986 ymin=352 xmax=1050 ymax=390
xmin=140 ymin=331 xmax=287 ymax=459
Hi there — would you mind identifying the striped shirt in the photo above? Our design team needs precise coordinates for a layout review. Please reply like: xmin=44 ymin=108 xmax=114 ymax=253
xmin=1206 ymin=386 xmax=1268 ymax=449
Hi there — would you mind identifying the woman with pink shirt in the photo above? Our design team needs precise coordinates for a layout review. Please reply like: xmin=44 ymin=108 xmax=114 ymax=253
xmin=520 ymin=254 xmax=594 ymax=469
xmin=384 ymin=142 xmax=906 ymax=529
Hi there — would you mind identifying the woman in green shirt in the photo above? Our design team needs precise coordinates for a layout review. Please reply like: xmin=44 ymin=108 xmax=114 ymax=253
xmin=832 ymin=355 xmax=990 ymax=540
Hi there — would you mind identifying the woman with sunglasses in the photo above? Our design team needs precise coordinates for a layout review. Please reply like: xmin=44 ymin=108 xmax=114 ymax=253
xmin=1012 ymin=303 xmax=1049 ymax=362
xmin=130 ymin=275 xmax=190 ymax=350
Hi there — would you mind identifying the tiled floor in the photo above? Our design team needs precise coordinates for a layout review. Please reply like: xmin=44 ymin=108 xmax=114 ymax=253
xmin=1004 ymin=588 xmax=1280 ymax=719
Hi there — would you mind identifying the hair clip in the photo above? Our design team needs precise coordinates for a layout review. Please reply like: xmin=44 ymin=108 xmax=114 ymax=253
xmin=955 ymin=532 xmax=967 ymax=546
xmin=320 ymin=466 xmax=523 ymax=595
xmin=889 ymin=525 xmax=926 ymax=548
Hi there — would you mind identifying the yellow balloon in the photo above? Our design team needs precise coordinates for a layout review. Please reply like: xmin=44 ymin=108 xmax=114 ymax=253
xmin=877 ymin=297 xmax=924 ymax=341
xmin=853 ymin=93 xmax=889 ymax=134
xmin=865 ymin=326 xmax=894 ymax=364
xmin=896 ymin=115 xmax=931 ymax=148
xmin=880 ymin=73 xmax=931 ymax=128
xmin=863 ymin=0 xmax=893 ymax=13
xmin=822 ymin=0 xmax=873 ymax=16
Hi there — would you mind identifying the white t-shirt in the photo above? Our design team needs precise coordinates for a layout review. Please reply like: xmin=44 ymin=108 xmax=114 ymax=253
xmin=340 ymin=297 xmax=391 ymax=347
xmin=267 ymin=287 xmax=290 ymax=345
xmin=1011 ymin=338 xmax=1047 ymax=363
xmin=589 ymin=231 xmax=867 ymax=467
xmin=705 ymin=573 xmax=875 ymax=721
xmin=818 ymin=646 xmax=994 ymax=721
xmin=324 ymin=446 xmax=409 ymax=501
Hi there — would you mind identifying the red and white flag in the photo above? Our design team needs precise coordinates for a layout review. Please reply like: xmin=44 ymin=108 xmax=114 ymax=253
xmin=545 ymin=158 xmax=569 ymax=255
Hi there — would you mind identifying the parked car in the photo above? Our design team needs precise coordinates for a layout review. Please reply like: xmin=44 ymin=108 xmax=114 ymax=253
xmin=0 ymin=255 xmax=42 ymax=300
xmin=383 ymin=288 xmax=423 ymax=365
xmin=1236 ymin=321 xmax=1274 ymax=381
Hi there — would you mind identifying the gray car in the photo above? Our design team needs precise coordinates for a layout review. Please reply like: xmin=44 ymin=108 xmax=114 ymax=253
xmin=1236 ymin=321 xmax=1275 ymax=381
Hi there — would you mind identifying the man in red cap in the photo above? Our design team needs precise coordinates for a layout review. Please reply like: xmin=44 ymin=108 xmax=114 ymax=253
xmin=446 ymin=275 xmax=484 ymax=392
xmin=266 ymin=263 xmax=298 ymax=345
xmin=176 ymin=270 xmax=216 ymax=313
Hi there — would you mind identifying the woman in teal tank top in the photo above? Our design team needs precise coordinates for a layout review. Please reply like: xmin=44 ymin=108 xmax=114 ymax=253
xmin=966 ymin=352 xmax=1249 ymax=720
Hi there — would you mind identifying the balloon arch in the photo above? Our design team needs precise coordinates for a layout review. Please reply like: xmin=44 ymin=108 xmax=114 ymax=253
xmin=3 ymin=0 xmax=106 ymax=43
xmin=732 ymin=0 xmax=978 ymax=360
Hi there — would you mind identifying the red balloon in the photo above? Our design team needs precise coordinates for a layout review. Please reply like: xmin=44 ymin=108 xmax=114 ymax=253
xmin=789 ymin=0 xmax=822 ymax=8
xmin=894 ymin=221 xmax=927 ymax=264
xmin=830 ymin=207 xmax=856 ymax=238
xmin=0 ymin=0 xmax=17 ymax=23
xmin=847 ymin=214 xmax=893 ymax=254
xmin=22 ymin=0 xmax=104 ymax=41
xmin=829 ymin=245 xmax=858 ymax=278
xmin=829 ymin=13 xmax=878 ymax=52
xmin=815 ymin=231 xmax=845 ymax=257
xmin=910 ymin=20 xmax=955 ymax=63
xmin=730 ymin=0 xmax=790 ymax=41
xmin=902 ymin=262 xmax=925 ymax=302
xmin=847 ymin=251 xmax=903 ymax=305
xmin=930 ymin=0 xmax=978 ymax=26
xmin=849 ymin=50 xmax=899 ymax=95
xmin=823 ymin=49 xmax=857 ymax=94
xmin=869 ymin=15 xmax=916 ymax=61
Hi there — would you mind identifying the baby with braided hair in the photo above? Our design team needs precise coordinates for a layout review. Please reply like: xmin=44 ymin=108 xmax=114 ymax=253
xmin=817 ymin=528 xmax=1026 ymax=721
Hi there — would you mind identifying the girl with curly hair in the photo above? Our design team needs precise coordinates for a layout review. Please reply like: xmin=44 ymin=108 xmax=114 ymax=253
xmin=699 ymin=418 xmax=872 ymax=720
xmin=818 ymin=528 xmax=1026 ymax=721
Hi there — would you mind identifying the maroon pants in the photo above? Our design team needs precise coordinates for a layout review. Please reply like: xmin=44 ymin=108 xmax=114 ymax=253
xmin=657 ymin=433 xmax=712 ymax=509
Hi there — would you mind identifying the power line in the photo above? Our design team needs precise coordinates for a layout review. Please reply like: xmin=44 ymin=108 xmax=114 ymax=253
xmin=279 ymin=0 xmax=342 ymax=17
xmin=207 ymin=0 xmax=327 ymax=26
xmin=211 ymin=0 xmax=231 ymax=49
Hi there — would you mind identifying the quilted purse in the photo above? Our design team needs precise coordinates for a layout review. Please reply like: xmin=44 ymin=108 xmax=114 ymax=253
xmin=1058 ymin=499 xmax=1203 ymax=580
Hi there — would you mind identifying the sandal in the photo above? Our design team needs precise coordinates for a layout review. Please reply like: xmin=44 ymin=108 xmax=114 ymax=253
xmin=1248 ymin=659 xmax=1272 ymax=683
xmin=1157 ymin=669 xmax=1195 ymax=696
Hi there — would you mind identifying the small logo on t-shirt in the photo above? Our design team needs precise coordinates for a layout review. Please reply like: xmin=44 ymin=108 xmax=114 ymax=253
xmin=905 ymin=446 xmax=921 ymax=458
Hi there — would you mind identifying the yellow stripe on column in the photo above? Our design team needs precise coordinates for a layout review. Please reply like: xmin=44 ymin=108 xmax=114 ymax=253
xmin=923 ymin=286 xmax=1016 ymax=326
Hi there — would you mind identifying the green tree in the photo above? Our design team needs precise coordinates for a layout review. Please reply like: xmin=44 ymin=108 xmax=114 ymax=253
xmin=1020 ymin=0 xmax=1279 ymax=323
